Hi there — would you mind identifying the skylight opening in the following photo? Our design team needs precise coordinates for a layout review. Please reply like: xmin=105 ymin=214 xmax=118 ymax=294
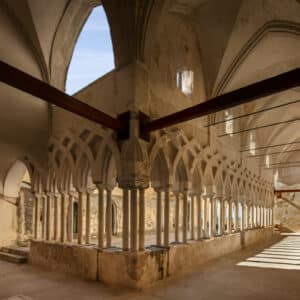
xmin=266 ymin=155 xmax=270 ymax=168
xmin=176 ymin=70 xmax=194 ymax=96
xmin=249 ymin=133 xmax=256 ymax=155
xmin=225 ymin=110 xmax=233 ymax=136
xmin=66 ymin=6 xmax=115 ymax=95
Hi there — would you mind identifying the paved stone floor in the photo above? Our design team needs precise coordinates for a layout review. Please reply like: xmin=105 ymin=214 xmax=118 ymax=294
xmin=1 ymin=235 xmax=300 ymax=300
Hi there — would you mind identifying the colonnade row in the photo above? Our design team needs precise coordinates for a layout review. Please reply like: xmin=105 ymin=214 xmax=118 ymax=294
xmin=32 ymin=187 xmax=274 ymax=252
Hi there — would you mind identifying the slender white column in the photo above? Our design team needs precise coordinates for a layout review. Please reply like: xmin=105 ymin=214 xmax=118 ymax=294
xmin=203 ymin=196 xmax=208 ymax=237
xmin=256 ymin=205 xmax=259 ymax=227
xmin=122 ymin=188 xmax=129 ymax=250
xmin=68 ymin=194 xmax=73 ymax=242
xmin=18 ymin=189 xmax=25 ymax=243
xmin=197 ymin=195 xmax=202 ymax=240
xmin=53 ymin=194 xmax=59 ymax=240
xmin=42 ymin=195 xmax=47 ymax=239
xmin=46 ymin=194 xmax=51 ymax=240
xmin=34 ymin=194 xmax=40 ymax=239
xmin=235 ymin=200 xmax=239 ymax=232
xmin=97 ymin=186 xmax=104 ymax=249
xmin=156 ymin=189 xmax=162 ymax=245
xmin=182 ymin=192 xmax=188 ymax=243
xmin=77 ymin=191 xmax=83 ymax=244
xmin=139 ymin=188 xmax=145 ymax=251
xmin=191 ymin=194 xmax=195 ymax=240
xmin=220 ymin=198 xmax=224 ymax=235
xmin=174 ymin=193 xmax=180 ymax=243
xmin=106 ymin=189 xmax=112 ymax=248
xmin=211 ymin=197 xmax=216 ymax=236
xmin=60 ymin=193 xmax=67 ymax=243
xmin=271 ymin=207 xmax=274 ymax=226
xmin=130 ymin=188 xmax=138 ymax=251
xmin=228 ymin=200 xmax=232 ymax=234
xmin=164 ymin=189 xmax=170 ymax=247
xmin=85 ymin=191 xmax=91 ymax=244
xmin=250 ymin=203 xmax=254 ymax=228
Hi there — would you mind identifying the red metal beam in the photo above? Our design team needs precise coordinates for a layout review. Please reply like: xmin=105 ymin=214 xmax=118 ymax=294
xmin=143 ymin=68 xmax=300 ymax=133
xmin=0 ymin=61 xmax=123 ymax=131
xmin=275 ymin=189 xmax=300 ymax=193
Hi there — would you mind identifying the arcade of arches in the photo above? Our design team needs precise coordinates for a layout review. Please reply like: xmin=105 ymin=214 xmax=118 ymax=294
xmin=0 ymin=0 xmax=300 ymax=298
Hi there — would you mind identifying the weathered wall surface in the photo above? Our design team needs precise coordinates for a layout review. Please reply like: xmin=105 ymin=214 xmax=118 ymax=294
xmin=29 ymin=241 xmax=98 ymax=280
xmin=0 ymin=199 xmax=17 ymax=247
xmin=274 ymin=192 xmax=300 ymax=232
xmin=29 ymin=227 xmax=277 ymax=288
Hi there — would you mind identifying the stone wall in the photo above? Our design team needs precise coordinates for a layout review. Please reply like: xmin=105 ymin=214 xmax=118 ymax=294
xmin=29 ymin=227 xmax=277 ymax=289
xmin=0 ymin=199 xmax=17 ymax=247
xmin=274 ymin=192 xmax=300 ymax=232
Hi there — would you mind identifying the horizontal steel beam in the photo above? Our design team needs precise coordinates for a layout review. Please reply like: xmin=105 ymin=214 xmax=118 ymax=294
xmin=218 ymin=118 xmax=300 ymax=138
xmin=0 ymin=61 xmax=124 ymax=132
xmin=247 ymin=148 xmax=300 ymax=158
xmin=263 ymin=165 xmax=300 ymax=169
xmin=241 ymin=141 xmax=300 ymax=153
xmin=206 ymin=98 xmax=300 ymax=128
xmin=143 ymin=68 xmax=300 ymax=132
xmin=275 ymin=189 xmax=300 ymax=193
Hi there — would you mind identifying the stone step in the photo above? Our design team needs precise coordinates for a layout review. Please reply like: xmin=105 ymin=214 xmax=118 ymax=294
xmin=0 ymin=252 xmax=27 ymax=264
xmin=1 ymin=246 xmax=29 ymax=258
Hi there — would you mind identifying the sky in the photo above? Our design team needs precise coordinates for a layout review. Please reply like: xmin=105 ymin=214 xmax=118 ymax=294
xmin=66 ymin=6 xmax=115 ymax=95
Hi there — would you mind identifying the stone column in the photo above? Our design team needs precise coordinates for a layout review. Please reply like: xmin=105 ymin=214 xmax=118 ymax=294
xmin=228 ymin=200 xmax=232 ymax=234
xmin=235 ymin=200 xmax=239 ymax=232
xmin=77 ymin=191 xmax=83 ymax=244
xmin=211 ymin=197 xmax=215 ymax=237
xmin=106 ymin=188 xmax=112 ymax=248
xmin=34 ymin=194 xmax=40 ymax=239
xmin=182 ymin=192 xmax=188 ymax=243
xmin=130 ymin=188 xmax=138 ymax=251
xmin=139 ymin=188 xmax=145 ymax=251
xmin=174 ymin=193 xmax=180 ymax=243
xmin=197 ymin=195 xmax=202 ymax=240
xmin=18 ymin=189 xmax=25 ymax=243
xmin=42 ymin=195 xmax=47 ymax=239
xmin=85 ymin=191 xmax=91 ymax=244
xmin=250 ymin=205 xmax=253 ymax=228
xmin=271 ymin=207 xmax=274 ymax=226
xmin=53 ymin=194 xmax=59 ymax=240
xmin=240 ymin=201 xmax=244 ymax=231
xmin=203 ymin=196 xmax=208 ymax=238
xmin=60 ymin=193 xmax=67 ymax=243
xmin=220 ymin=198 xmax=225 ymax=235
xmin=97 ymin=186 xmax=104 ymax=249
xmin=156 ymin=188 xmax=162 ymax=246
xmin=164 ymin=189 xmax=170 ymax=247
xmin=190 ymin=194 xmax=195 ymax=240
xmin=68 ymin=194 xmax=73 ymax=243
xmin=122 ymin=188 xmax=129 ymax=250
xmin=46 ymin=193 xmax=52 ymax=240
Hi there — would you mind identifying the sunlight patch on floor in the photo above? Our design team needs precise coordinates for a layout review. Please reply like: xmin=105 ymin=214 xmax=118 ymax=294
xmin=237 ymin=235 xmax=300 ymax=271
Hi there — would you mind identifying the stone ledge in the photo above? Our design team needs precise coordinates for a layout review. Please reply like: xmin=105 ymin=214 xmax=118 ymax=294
xmin=29 ymin=228 xmax=278 ymax=288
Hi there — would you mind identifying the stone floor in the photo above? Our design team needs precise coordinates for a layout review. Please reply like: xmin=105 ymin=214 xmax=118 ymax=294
xmin=1 ymin=235 xmax=300 ymax=300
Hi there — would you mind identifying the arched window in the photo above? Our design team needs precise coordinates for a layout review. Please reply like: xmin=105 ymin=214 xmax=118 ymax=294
xmin=176 ymin=70 xmax=194 ymax=96
xmin=225 ymin=110 xmax=233 ymax=136
xmin=249 ymin=133 xmax=256 ymax=155
xmin=66 ymin=6 xmax=114 ymax=95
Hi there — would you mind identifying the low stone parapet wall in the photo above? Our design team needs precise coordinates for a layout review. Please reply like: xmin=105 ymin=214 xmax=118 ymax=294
xmin=29 ymin=241 xmax=98 ymax=280
xmin=29 ymin=227 xmax=278 ymax=288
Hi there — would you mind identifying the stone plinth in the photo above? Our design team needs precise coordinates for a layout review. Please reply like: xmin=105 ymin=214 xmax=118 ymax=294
xmin=29 ymin=228 xmax=278 ymax=288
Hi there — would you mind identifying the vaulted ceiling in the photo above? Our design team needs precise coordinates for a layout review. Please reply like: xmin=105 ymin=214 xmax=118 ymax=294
xmin=0 ymin=0 xmax=299 ymax=193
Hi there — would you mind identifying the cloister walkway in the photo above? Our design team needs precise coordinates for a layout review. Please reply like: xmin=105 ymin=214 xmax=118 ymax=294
xmin=1 ymin=234 xmax=300 ymax=300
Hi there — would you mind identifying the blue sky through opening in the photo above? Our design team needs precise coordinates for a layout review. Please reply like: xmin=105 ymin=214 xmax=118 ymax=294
xmin=66 ymin=6 xmax=115 ymax=95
